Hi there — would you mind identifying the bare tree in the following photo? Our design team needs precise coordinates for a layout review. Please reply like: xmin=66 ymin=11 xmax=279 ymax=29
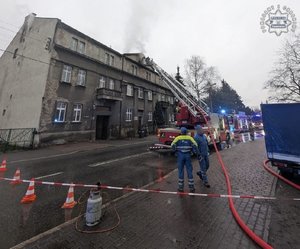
xmin=265 ymin=34 xmax=300 ymax=102
xmin=184 ymin=56 xmax=219 ymax=101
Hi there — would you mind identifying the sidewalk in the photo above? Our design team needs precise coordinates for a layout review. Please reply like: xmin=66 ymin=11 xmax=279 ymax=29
xmin=1 ymin=135 xmax=158 ymax=163
xmin=13 ymin=139 xmax=276 ymax=249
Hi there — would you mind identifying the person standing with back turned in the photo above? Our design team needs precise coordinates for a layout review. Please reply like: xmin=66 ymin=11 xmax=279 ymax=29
xmin=171 ymin=127 xmax=199 ymax=193
xmin=194 ymin=125 xmax=211 ymax=188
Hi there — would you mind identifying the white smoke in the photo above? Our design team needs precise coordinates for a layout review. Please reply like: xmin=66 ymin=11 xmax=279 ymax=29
xmin=124 ymin=0 xmax=162 ymax=53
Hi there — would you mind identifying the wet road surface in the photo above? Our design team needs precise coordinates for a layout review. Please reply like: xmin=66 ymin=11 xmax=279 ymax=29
xmin=0 ymin=142 xmax=177 ymax=249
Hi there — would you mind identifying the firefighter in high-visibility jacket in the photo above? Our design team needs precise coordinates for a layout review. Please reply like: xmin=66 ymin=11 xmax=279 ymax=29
xmin=171 ymin=127 xmax=199 ymax=193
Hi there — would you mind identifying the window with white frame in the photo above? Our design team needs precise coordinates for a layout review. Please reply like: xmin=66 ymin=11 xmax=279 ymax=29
xmin=108 ymin=78 xmax=115 ymax=90
xmin=125 ymin=108 xmax=132 ymax=121
xmin=71 ymin=38 xmax=78 ymax=51
xmin=72 ymin=104 xmax=82 ymax=122
xmin=98 ymin=76 xmax=106 ymax=88
xmin=78 ymin=41 xmax=85 ymax=54
xmin=54 ymin=102 xmax=67 ymax=122
xmin=148 ymin=91 xmax=152 ymax=101
xmin=169 ymin=113 xmax=172 ymax=122
xmin=138 ymin=88 xmax=143 ymax=99
xmin=76 ymin=69 xmax=86 ymax=86
xmin=127 ymin=84 xmax=133 ymax=96
xmin=61 ymin=65 xmax=72 ymax=83
xmin=148 ymin=112 xmax=153 ymax=122
xmin=161 ymin=94 xmax=166 ymax=102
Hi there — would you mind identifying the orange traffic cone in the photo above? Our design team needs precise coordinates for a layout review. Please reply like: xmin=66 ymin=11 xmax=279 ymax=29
xmin=10 ymin=169 xmax=21 ymax=185
xmin=21 ymin=179 xmax=37 ymax=204
xmin=61 ymin=185 xmax=77 ymax=209
xmin=0 ymin=158 xmax=7 ymax=172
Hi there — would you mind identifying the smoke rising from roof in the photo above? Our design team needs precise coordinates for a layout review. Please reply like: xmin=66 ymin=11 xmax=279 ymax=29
xmin=124 ymin=0 xmax=161 ymax=53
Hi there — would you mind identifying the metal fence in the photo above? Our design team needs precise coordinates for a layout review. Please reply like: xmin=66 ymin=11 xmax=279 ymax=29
xmin=0 ymin=128 xmax=36 ymax=151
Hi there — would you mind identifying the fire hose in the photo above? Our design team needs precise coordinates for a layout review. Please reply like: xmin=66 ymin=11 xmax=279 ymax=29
xmin=200 ymin=111 xmax=273 ymax=249
xmin=263 ymin=160 xmax=300 ymax=191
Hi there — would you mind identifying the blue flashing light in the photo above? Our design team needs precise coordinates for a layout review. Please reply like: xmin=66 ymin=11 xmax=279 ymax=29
xmin=221 ymin=109 xmax=226 ymax=114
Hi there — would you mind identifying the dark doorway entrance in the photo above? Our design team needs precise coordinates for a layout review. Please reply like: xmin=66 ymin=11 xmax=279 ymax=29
xmin=138 ymin=116 xmax=143 ymax=128
xmin=96 ymin=115 xmax=109 ymax=139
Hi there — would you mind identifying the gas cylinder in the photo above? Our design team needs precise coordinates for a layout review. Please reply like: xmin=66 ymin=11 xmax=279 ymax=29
xmin=85 ymin=188 xmax=102 ymax=227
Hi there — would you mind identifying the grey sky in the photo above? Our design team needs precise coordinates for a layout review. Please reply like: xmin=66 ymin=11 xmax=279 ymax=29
xmin=0 ymin=0 xmax=299 ymax=108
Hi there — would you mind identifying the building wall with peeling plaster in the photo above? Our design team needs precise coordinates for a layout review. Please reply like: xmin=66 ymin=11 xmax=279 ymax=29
xmin=0 ymin=14 xmax=175 ymax=146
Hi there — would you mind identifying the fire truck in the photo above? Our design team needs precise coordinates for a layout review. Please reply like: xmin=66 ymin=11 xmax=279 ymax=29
xmin=251 ymin=112 xmax=263 ymax=130
xmin=148 ymin=62 xmax=226 ymax=150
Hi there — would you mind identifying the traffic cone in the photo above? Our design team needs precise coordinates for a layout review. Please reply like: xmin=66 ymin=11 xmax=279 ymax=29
xmin=61 ymin=185 xmax=77 ymax=209
xmin=0 ymin=158 xmax=7 ymax=172
xmin=21 ymin=179 xmax=36 ymax=204
xmin=10 ymin=169 xmax=21 ymax=185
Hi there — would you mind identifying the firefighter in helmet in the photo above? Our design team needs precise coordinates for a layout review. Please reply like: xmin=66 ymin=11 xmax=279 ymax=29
xmin=171 ymin=127 xmax=199 ymax=193
xmin=194 ymin=125 xmax=210 ymax=188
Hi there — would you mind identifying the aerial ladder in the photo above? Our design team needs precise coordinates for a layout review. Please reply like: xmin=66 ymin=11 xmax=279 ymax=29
xmin=149 ymin=60 xmax=210 ymax=128
xmin=146 ymin=59 xmax=223 ymax=149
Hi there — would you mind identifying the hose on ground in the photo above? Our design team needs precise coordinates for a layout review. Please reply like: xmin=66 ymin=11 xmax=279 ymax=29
xmin=201 ymin=111 xmax=273 ymax=249
xmin=263 ymin=160 xmax=300 ymax=191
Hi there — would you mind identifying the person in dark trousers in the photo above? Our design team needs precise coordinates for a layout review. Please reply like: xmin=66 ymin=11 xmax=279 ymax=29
xmin=226 ymin=130 xmax=231 ymax=148
xmin=194 ymin=125 xmax=210 ymax=188
xmin=171 ymin=127 xmax=199 ymax=193
xmin=249 ymin=123 xmax=255 ymax=141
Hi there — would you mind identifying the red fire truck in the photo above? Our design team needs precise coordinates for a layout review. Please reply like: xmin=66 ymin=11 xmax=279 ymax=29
xmin=148 ymin=63 xmax=226 ymax=150
xmin=156 ymin=111 xmax=225 ymax=149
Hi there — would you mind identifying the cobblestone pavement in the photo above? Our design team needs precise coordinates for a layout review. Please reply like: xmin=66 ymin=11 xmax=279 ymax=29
xmin=13 ymin=139 xmax=278 ymax=249
xmin=268 ymin=175 xmax=300 ymax=249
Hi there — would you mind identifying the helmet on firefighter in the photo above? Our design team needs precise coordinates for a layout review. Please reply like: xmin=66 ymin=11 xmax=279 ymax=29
xmin=195 ymin=125 xmax=202 ymax=131
xmin=180 ymin=127 xmax=187 ymax=135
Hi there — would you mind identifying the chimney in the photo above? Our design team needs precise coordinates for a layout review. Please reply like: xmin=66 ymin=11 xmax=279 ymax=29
xmin=24 ymin=13 xmax=36 ymax=30
xmin=20 ymin=13 xmax=36 ymax=42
